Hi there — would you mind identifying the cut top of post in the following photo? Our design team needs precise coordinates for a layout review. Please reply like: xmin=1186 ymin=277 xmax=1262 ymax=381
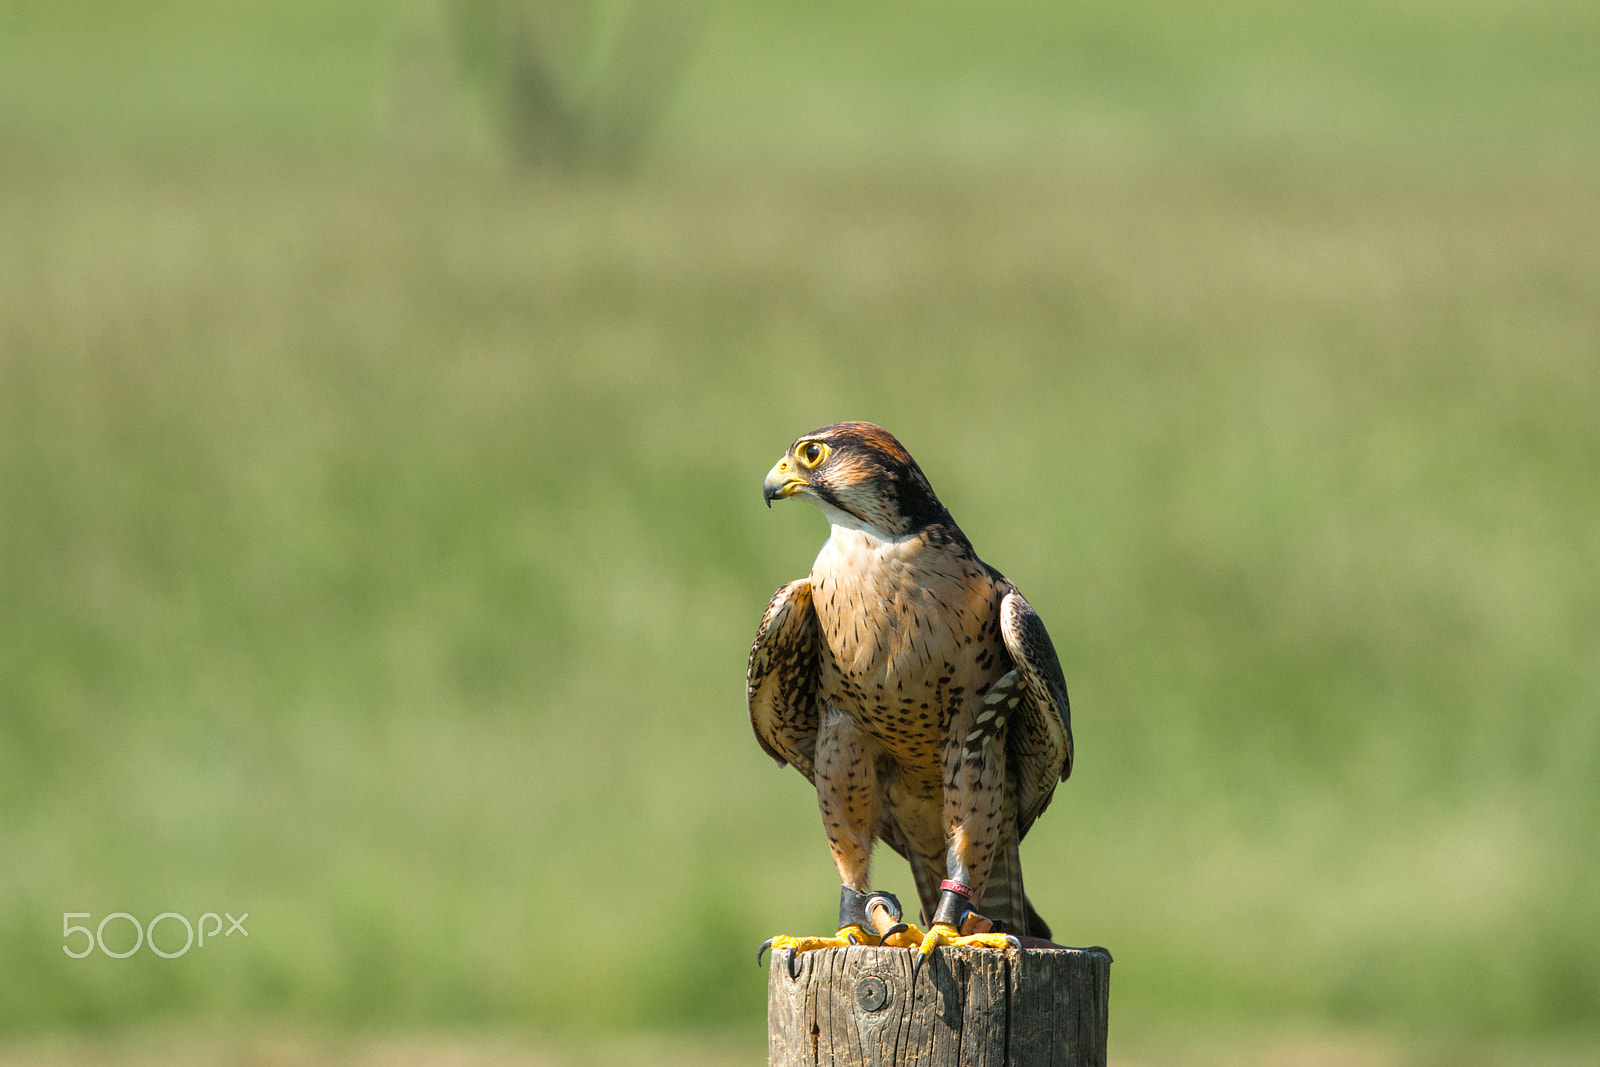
xmin=767 ymin=944 xmax=1112 ymax=1067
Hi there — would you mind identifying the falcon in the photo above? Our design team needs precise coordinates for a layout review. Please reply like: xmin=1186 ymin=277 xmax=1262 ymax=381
xmin=749 ymin=421 xmax=1073 ymax=978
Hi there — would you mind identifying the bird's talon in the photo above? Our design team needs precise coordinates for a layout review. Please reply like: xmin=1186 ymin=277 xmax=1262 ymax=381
xmin=759 ymin=928 xmax=872 ymax=977
xmin=909 ymin=920 xmax=1017 ymax=982
xmin=877 ymin=921 xmax=925 ymax=950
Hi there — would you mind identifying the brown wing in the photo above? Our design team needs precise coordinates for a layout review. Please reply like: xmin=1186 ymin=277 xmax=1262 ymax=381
xmin=746 ymin=579 xmax=822 ymax=783
xmin=999 ymin=589 xmax=1074 ymax=840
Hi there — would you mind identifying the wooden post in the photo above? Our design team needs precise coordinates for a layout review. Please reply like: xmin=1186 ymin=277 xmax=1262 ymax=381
xmin=768 ymin=944 xmax=1111 ymax=1067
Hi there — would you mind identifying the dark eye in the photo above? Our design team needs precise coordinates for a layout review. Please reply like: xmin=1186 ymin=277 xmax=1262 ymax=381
xmin=798 ymin=442 xmax=828 ymax=467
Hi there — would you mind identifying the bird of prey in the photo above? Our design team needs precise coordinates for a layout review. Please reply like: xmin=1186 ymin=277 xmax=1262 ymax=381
xmin=749 ymin=421 xmax=1073 ymax=977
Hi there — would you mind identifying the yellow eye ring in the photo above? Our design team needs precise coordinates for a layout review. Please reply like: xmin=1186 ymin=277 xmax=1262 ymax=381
xmin=797 ymin=441 xmax=829 ymax=468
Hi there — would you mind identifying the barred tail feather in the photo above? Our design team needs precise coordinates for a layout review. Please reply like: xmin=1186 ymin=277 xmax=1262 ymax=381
xmin=977 ymin=836 xmax=1043 ymax=936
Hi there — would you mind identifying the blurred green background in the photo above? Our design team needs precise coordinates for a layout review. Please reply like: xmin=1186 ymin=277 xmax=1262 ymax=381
xmin=2 ymin=1 xmax=1598 ymax=1063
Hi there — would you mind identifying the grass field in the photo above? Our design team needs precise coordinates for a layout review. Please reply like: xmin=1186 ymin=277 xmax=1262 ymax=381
xmin=2 ymin=0 xmax=1598 ymax=1055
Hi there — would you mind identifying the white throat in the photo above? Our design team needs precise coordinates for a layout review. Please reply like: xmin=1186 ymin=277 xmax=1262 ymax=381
xmin=811 ymin=503 xmax=919 ymax=588
xmin=816 ymin=501 xmax=902 ymax=544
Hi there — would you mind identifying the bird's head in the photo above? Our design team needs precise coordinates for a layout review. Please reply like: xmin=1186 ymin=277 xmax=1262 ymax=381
xmin=763 ymin=421 xmax=952 ymax=538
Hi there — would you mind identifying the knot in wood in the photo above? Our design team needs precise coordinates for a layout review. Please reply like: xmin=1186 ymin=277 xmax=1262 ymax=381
xmin=854 ymin=975 xmax=890 ymax=1012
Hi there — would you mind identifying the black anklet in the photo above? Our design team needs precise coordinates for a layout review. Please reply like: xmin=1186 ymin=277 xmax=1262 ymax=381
xmin=839 ymin=886 xmax=903 ymax=934
xmin=931 ymin=887 xmax=974 ymax=929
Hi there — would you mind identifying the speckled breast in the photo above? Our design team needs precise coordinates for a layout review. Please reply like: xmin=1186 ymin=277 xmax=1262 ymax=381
xmin=808 ymin=526 xmax=1008 ymax=766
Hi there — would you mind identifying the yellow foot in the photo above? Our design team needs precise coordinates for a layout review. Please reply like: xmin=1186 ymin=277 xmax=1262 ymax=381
xmin=911 ymin=922 xmax=1019 ymax=980
xmin=876 ymin=921 xmax=926 ymax=950
xmin=758 ymin=924 xmax=875 ymax=977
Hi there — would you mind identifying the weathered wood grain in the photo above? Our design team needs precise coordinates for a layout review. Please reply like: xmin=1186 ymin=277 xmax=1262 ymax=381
xmin=768 ymin=945 xmax=1111 ymax=1066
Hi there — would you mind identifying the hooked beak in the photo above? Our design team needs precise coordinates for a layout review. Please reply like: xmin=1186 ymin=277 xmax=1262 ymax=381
xmin=763 ymin=458 xmax=808 ymax=507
